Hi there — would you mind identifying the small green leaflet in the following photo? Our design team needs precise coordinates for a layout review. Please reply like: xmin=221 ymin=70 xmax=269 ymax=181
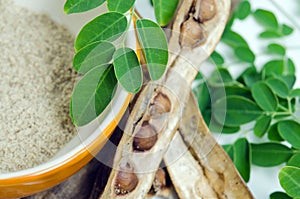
xmin=222 ymin=30 xmax=248 ymax=48
xmin=251 ymin=143 xmax=292 ymax=167
xmin=254 ymin=115 xmax=272 ymax=138
xmin=251 ymin=82 xmax=278 ymax=112
xmin=152 ymin=0 xmax=179 ymax=26
xmin=75 ymin=12 xmax=127 ymax=51
xmin=268 ymin=122 xmax=284 ymax=141
xmin=281 ymin=24 xmax=294 ymax=36
xmin=193 ymin=73 xmax=210 ymax=111
xmin=113 ymin=47 xmax=142 ymax=93
xmin=267 ymin=43 xmax=286 ymax=56
xmin=223 ymin=144 xmax=234 ymax=160
xmin=208 ymin=68 xmax=234 ymax=87
xmin=213 ymin=96 xmax=263 ymax=127
xmin=210 ymin=51 xmax=225 ymax=65
xmin=279 ymin=166 xmax=300 ymax=198
xmin=259 ymin=30 xmax=281 ymax=39
xmin=234 ymin=46 xmax=255 ymax=63
xmin=73 ymin=41 xmax=115 ymax=74
xmin=71 ymin=65 xmax=117 ymax=126
xmin=266 ymin=78 xmax=289 ymax=98
xmin=253 ymin=9 xmax=279 ymax=30
xmin=64 ymin=0 xmax=105 ymax=14
xmin=107 ymin=0 xmax=135 ymax=13
xmin=288 ymin=153 xmax=300 ymax=168
xmin=290 ymin=88 xmax=300 ymax=98
xmin=270 ymin=192 xmax=292 ymax=199
xmin=233 ymin=138 xmax=251 ymax=182
xmin=136 ymin=19 xmax=168 ymax=80
xmin=235 ymin=1 xmax=251 ymax=20
xmin=278 ymin=120 xmax=300 ymax=149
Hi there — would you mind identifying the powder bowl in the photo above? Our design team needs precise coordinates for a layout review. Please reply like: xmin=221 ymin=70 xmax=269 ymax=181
xmin=0 ymin=0 xmax=130 ymax=198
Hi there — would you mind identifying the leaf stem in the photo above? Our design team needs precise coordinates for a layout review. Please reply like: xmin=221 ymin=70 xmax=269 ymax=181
xmin=269 ymin=0 xmax=300 ymax=32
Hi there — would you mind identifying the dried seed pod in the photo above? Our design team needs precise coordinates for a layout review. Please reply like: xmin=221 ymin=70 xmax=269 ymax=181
xmin=133 ymin=122 xmax=158 ymax=151
xmin=180 ymin=14 xmax=205 ymax=48
xmin=149 ymin=93 xmax=171 ymax=117
xmin=114 ymin=163 xmax=139 ymax=195
xmin=153 ymin=168 xmax=166 ymax=193
xmin=199 ymin=0 xmax=217 ymax=22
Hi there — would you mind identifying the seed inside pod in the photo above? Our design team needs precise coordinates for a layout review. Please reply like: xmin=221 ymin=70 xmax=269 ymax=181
xmin=115 ymin=163 xmax=139 ymax=195
xmin=180 ymin=14 xmax=206 ymax=48
xmin=133 ymin=122 xmax=158 ymax=151
xmin=199 ymin=0 xmax=217 ymax=22
xmin=149 ymin=93 xmax=171 ymax=118
xmin=152 ymin=168 xmax=166 ymax=192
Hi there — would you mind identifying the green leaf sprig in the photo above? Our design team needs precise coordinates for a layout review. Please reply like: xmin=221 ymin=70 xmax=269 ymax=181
xmin=193 ymin=0 xmax=300 ymax=197
xmin=64 ymin=0 xmax=173 ymax=126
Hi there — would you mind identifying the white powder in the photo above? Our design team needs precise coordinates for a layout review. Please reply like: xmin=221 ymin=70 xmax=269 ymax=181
xmin=0 ymin=0 xmax=77 ymax=173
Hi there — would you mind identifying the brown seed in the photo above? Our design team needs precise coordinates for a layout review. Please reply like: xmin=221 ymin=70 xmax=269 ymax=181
xmin=153 ymin=168 xmax=166 ymax=192
xmin=133 ymin=122 xmax=158 ymax=151
xmin=115 ymin=163 xmax=138 ymax=195
xmin=149 ymin=93 xmax=171 ymax=117
xmin=199 ymin=0 xmax=217 ymax=22
xmin=180 ymin=14 xmax=205 ymax=48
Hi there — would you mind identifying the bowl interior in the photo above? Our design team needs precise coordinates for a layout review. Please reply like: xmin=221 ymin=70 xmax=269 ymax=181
xmin=0 ymin=0 xmax=129 ymax=179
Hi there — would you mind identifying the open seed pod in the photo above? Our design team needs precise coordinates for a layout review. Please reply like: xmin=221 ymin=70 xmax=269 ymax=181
xmin=99 ymin=0 xmax=247 ymax=198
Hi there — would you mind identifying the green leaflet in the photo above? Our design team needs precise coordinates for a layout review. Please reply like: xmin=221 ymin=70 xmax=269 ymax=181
xmin=278 ymin=120 xmax=300 ymax=149
xmin=266 ymin=77 xmax=289 ymax=98
xmin=254 ymin=115 xmax=272 ymax=138
xmin=253 ymin=9 xmax=279 ymax=30
xmin=281 ymin=24 xmax=294 ymax=36
xmin=107 ymin=0 xmax=135 ymax=13
xmin=210 ymin=51 xmax=225 ymax=65
xmin=270 ymin=192 xmax=292 ymax=199
xmin=208 ymin=68 xmax=234 ymax=87
xmin=71 ymin=65 xmax=117 ymax=126
xmin=287 ymin=153 xmax=300 ymax=168
xmin=75 ymin=12 xmax=127 ymax=51
xmin=213 ymin=96 xmax=263 ymax=127
xmin=235 ymin=1 xmax=251 ymax=20
xmin=279 ymin=166 xmax=300 ymax=198
xmin=234 ymin=46 xmax=255 ymax=63
xmin=64 ymin=0 xmax=105 ymax=14
xmin=222 ymin=30 xmax=248 ymax=48
xmin=251 ymin=143 xmax=292 ymax=167
xmin=73 ymin=41 xmax=115 ymax=74
xmin=268 ymin=122 xmax=284 ymax=141
xmin=290 ymin=88 xmax=300 ymax=98
xmin=193 ymin=73 xmax=210 ymax=111
xmin=136 ymin=19 xmax=168 ymax=80
xmin=251 ymin=82 xmax=278 ymax=112
xmin=233 ymin=138 xmax=251 ymax=182
xmin=152 ymin=0 xmax=179 ymax=26
xmin=113 ymin=47 xmax=142 ymax=93
xmin=267 ymin=43 xmax=286 ymax=56
xmin=259 ymin=30 xmax=282 ymax=39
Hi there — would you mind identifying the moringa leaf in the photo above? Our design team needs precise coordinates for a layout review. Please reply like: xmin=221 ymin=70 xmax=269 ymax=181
xmin=210 ymin=51 xmax=225 ymax=65
xmin=290 ymin=88 xmax=300 ymax=98
xmin=251 ymin=82 xmax=278 ymax=112
xmin=281 ymin=24 xmax=294 ymax=36
xmin=233 ymin=138 xmax=251 ymax=182
xmin=208 ymin=68 xmax=234 ymax=87
xmin=251 ymin=143 xmax=292 ymax=167
xmin=113 ymin=47 xmax=142 ymax=93
xmin=213 ymin=96 xmax=263 ymax=127
xmin=222 ymin=30 xmax=248 ymax=48
xmin=64 ymin=0 xmax=105 ymax=14
xmin=268 ymin=123 xmax=284 ymax=141
xmin=75 ymin=12 xmax=127 ymax=51
xmin=71 ymin=65 xmax=117 ymax=126
xmin=267 ymin=43 xmax=286 ymax=56
xmin=235 ymin=1 xmax=251 ymax=20
xmin=253 ymin=9 xmax=279 ymax=30
xmin=193 ymin=73 xmax=210 ymax=111
xmin=259 ymin=30 xmax=282 ymax=39
xmin=279 ymin=166 xmax=300 ymax=198
xmin=254 ymin=115 xmax=272 ymax=138
xmin=73 ymin=41 xmax=115 ymax=74
xmin=107 ymin=0 xmax=135 ymax=13
xmin=136 ymin=19 xmax=168 ymax=80
xmin=266 ymin=77 xmax=289 ymax=98
xmin=234 ymin=46 xmax=255 ymax=63
xmin=223 ymin=144 xmax=234 ymax=160
xmin=270 ymin=191 xmax=293 ymax=199
xmin=278 ymin=120 xmax=300 ymax=149
xmin=153 ymin=0 xmax=179 ymax=26
xmin=287 ymin=153 xmax=300 ymax=168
